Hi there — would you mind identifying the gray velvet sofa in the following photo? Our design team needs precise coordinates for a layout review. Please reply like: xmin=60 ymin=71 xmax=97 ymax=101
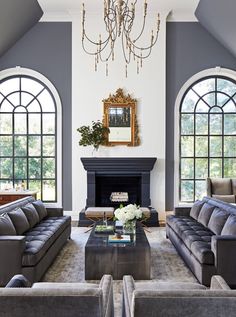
xmin=0 ymin=196 xmax=71 ymax=286
xmin=122 ymin=275 xmax=236 ymax=317
xmin=1 ymin=274 xmax=114 ymax=317
xmin=166 ymin=196 xmax=236 ymax=287
xmin=207 ymin=177 xmax=236 ymax=203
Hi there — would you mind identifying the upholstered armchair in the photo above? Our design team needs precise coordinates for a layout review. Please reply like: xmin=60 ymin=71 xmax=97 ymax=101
xmin=206 ymin=177 xmax=236 ymax=203
xmin=1 ymin=274 xmax=114 ymax=317
xmin=122 ymin=275 xmax=236 ymax=317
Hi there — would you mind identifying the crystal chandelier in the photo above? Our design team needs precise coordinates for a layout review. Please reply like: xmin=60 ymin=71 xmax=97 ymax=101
xmin=81 ymin=0 xmax=160 ymax=77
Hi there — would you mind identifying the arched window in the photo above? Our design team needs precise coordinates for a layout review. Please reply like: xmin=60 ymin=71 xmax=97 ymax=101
xmin=0 ymin=67 xmax=62 ymax=205
xmin=177 ymin=69 xmax=236 ymax=203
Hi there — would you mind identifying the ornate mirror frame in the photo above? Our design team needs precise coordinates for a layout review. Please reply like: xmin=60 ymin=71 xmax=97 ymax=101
xmin=103 ymin=88 xmax=140 ymax=146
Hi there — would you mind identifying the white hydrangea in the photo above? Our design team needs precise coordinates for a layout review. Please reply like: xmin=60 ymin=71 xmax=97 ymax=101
xmin=114 ymin=204 xmax=142 ymax=224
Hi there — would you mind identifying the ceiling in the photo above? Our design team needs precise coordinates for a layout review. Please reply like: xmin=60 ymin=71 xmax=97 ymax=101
xmin=38 ymin=0 xmax=200 ymax=16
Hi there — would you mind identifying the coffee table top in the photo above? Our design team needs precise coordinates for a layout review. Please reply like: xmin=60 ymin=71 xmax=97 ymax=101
xmin=85 ymin=222 xmax=150 ymax=249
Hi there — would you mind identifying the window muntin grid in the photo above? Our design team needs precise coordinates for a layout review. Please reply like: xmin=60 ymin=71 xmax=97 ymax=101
xmin=0 ymin=76 xmax=57 ymax=202
xmin=179 ymin=76 xmax=236 ymax=202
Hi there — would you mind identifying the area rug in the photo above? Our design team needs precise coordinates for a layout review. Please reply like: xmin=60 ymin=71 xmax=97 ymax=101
xmin=43 ymin=227 xmax=196 ymax=316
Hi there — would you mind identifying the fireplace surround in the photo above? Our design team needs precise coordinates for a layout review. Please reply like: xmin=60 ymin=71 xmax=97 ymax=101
xmin=78 ymin=157 xmax=158 ymax=226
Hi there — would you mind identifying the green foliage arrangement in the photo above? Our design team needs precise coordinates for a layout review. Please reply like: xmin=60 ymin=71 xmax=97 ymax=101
xmin=77 ymin=120 xmax=110 ymax=150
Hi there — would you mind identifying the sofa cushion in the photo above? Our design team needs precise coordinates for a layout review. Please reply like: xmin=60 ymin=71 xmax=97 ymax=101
xmin=221 ymin=214 xmax=236 ymax=235
xmin=211 ymin=178 xmax=232 ymax=195
xmin=190 ymin=201 xmax=205 ymax=220
xmin=212 ymin=195 xmax=235 ymax=203
xmin=22 ymin=204 xmax=40 ymax=228
xmin=32 ymin=200 xmax=48 ymax=221
xmin=32 ymin=282 xmax=98 ymax=289
xmin=207 ymin=208 xmax=229 ymax=235
xmin=8 ymin=208 xmax=30 ymax=234
xmin=190 ymin=241 xmax=214 ymax=265
xmin=22 ymin=215 xmax=71 ymax=266
xmin=0 ymin=213 xmax=16 ymax=235
xmin=134 ymin=281 xmax=207 ymax=291
xmin=198 ymin=203 xmax=215 ymax=227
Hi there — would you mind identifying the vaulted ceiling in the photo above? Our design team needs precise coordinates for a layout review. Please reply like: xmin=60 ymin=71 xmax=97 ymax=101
xmin=1 ymin=0 xmax=236 ymax=62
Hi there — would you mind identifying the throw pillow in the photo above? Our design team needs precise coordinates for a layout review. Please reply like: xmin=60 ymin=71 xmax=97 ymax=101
xmin=0 ymin=213 xmax=17 ymax=235
xmin=221 ymin=214 xmax=236 ymax=235
xmin=32 ymin=200 xmax=47 ymax=221
xmin=190 ymin=201 xmax=205 ymax=220
xmin=198 ymin=203 xmax=215 ymax=227
xmin=207 ymin=208 xmax=229 ymax=235
xmin=8 ymin=208 xmax=30 ymax=234
xmin=21 ymin=204 xmax=40 ymax=228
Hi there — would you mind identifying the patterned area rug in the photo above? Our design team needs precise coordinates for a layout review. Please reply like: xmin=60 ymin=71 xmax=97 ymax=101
xmin=43 ymin=227 xmax=196 ymax=316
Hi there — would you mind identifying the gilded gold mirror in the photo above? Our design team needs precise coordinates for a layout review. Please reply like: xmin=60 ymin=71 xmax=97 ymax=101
xmin=103 ymin=89 xmax=140 ymax=146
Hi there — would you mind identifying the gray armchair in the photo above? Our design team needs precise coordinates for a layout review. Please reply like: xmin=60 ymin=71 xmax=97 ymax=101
xmin=206 ymin=177 xmax=236 ymax=203
xmin=122 ymin=275 xmax=236 ymax=317
xmin=1 ymin=274 xmax=114 ymax=317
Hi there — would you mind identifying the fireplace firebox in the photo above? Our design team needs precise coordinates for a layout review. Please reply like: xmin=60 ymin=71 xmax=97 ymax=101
xmin=96 ymin=175 xmax=141 ymax=208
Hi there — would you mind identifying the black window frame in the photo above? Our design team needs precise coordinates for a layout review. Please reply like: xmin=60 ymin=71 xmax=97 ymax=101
xmin=179 ymin=75 xmax=236 ymax=203
xmin=0 ymin=75 xmax=57 ymax=202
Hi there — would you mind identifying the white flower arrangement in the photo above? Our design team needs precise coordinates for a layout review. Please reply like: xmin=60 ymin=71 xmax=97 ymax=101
xmin=114 ymin=204 xmax=142 ymax=224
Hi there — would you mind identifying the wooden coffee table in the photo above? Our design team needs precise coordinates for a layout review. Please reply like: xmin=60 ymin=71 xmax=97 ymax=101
xmin=85 ymin=222 xmax=151 ymax=280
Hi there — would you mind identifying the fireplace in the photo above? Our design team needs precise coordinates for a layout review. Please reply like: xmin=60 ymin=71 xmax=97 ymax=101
xmin=81 ymin=157 xmax=156 ymax=208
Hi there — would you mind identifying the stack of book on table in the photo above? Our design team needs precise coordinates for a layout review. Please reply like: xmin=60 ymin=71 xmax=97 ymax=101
xmin=108 ymin=234 xmax=131 ymax=243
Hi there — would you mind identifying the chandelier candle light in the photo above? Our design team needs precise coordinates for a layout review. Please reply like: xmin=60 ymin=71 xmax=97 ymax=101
xmin=81 ymin=0 xmax=160 ymax=77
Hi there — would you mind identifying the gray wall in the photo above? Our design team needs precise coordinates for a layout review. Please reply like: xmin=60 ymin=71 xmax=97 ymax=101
xmin=166 ymin=22 xmax=236 ymax=210
xmin=0 ymin=22 xmax=72 ymax=210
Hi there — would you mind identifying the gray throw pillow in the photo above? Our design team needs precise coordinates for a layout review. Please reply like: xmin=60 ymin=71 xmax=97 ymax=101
xmin=190 ymin=201 xmax=205 ymax=220
xmin=221 ymin=214 xmax=236 ymax=235
xmin=32 ymin=200 xmax=47 ymax=221
xmin=8 ymin=208 xmax=30 ymax=234
xmin=207 ymin=208 xmax=229 ymax=235
xmin=0 ymin=213 xmax=16 ymax=235
xmin=21 ymin=204 xmax=39 ymax=228
xmin=198 ymin=203 xmax=215 ymax=227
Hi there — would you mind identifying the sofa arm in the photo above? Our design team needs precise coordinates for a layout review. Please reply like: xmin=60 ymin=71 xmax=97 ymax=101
xmin=99 ymin=275 xmax=113 ymax=317
xmin=210 ymin=275 xmax=231 ymax=290
xmin=46 ymin=207 xmax=63 ymax=217
xmin=0 ymin=236 xmax=25 ymax=286
xmin=123 ymin=275 xmax=136 ymax=317
xmin=174 ymin=206 xmax=191 ymax=217
xmin=211 ymin=235 xmax=236 ymax=287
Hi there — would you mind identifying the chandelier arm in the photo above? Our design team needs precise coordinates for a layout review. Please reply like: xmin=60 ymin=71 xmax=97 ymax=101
xmin=82 ymin=35 xmax=112 ymax=57
xmin=121 ymin=31 xmax=131 ymax=64
xmin=129 ymin=31 xmax=159 ymax=52
xmin=83 ymin=30 xmax=111 ymax=46
xmin=98 ymin=48 xmax=113 ymax=63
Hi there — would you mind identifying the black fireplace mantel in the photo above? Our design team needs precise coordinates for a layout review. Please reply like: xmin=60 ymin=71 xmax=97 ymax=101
xmin=81 ymin=157 xmax=156 ymax=173
xmin=81 ymin=157 xmax=157 ymax=207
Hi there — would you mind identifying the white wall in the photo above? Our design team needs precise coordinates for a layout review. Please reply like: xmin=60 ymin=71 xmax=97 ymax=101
xmin=71 ymin=10 xmax=169 ymax=220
